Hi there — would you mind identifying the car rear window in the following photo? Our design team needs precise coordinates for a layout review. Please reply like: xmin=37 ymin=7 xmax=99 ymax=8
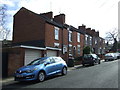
xmin=84 ymin=55 xmax=91 ymax=58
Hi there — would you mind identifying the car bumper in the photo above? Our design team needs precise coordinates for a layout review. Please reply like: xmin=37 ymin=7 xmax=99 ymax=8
xmin=82 ymin=60 xmax=94 ymax=65
xmin=14 ymin=73 xmax=38 ymax=81
xmin=105 ymin=57 xmax=115 ymax=60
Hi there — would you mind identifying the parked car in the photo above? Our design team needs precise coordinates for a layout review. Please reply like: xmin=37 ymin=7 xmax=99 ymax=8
xmin=82 ymin=54 xmax=101 ymax=66
xmin=114 ymin=53 xmax=120 ymax=59
xmin=105 ymin=53 xmax=117 ymax=61
xmin=14 ymin=57 xmax=67 ymax=82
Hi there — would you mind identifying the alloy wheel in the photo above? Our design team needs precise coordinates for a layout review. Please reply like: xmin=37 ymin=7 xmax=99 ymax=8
xmin=38 ymin=72 xmax=45 ymax=82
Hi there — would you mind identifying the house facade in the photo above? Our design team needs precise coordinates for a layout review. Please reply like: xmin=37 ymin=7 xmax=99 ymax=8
xmin=7 ymin=7 xmax=85 ymax=76
xmin=4 ymin=7 xmax=105 ymax=76
xmin=82 ymin=26 xmax=105 ymax=55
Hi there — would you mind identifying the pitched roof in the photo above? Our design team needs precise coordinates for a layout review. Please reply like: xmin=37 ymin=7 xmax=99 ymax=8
xmin=16 ymin=7 xmax=85 ymax=34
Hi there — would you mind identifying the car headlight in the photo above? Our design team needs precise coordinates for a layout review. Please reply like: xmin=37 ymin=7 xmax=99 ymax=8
xmin=26 ymin=68 xmax=38 ymax=73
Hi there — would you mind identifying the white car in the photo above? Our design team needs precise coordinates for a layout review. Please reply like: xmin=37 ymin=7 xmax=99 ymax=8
xmin=105 ymin=53 xmax=117 ymax=61
xmin=114 ymin=53 xmax=120 ymax=59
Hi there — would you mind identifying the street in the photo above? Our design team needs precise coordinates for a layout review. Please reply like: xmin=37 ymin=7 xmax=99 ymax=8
xmin=2 ymin=59 xmax=119 ymax=89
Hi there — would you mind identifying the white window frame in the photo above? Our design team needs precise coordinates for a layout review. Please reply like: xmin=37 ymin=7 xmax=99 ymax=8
xmin=95 ymin=39 xmax=97 ymax=45
xmin=54 ymin=27 xmax=59 ymax=40
xmin=77 ymin=33 xmax=80 ymax=42
xmin=85 ymin=35 xmax=88 ymax=45
xmin=90 ymin=36 xmax=92 ymax=45
xmin=69 ymin=31 xmax=72 ymax=42
xmin=77 ymin=45 xmax=81 ymax=55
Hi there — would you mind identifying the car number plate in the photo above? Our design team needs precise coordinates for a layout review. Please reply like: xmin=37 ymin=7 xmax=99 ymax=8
xmin=16 ymin=75 xmax=23 ymax=77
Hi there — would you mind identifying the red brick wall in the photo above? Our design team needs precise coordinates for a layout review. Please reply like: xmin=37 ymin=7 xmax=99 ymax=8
xmin=62 ymin=28 xmax=69 ymax=62
xmin=13 ymin=8 xmax=45 ymax=43
xmin=69 ymin=31 xmax=85 ymax=57
xmin=45 ymin=23 xmax=62 ymax=48
xmin=72 ymin=31 xmax=77 ymax=57
xmin=45 ymin=23 xmax=54 ymax=47
xmin=8 ymin=48 xmax=25 ymax=76
xmin=63 ymin=28 xmax=68 ymax=45
xmin=80 ymin=34 xmax=85 ymax=56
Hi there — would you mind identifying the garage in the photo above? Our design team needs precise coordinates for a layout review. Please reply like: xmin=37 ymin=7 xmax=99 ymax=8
xmin=47 ymin=50 xmax=57 ymax=57
xmin=24 ymin=49 xmax=41 ymax=65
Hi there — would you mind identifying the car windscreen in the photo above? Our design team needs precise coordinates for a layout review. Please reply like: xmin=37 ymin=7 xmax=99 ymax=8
xmin=27 ymin=58 xmax=47 ymax=65
xmin=105 ymin=53 xmax=113 ymax=56
xmin=92 ymin=54 xmax=98 ymax=58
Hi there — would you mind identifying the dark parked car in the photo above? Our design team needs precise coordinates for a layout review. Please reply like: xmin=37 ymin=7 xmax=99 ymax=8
xmin=14 ymin=57 xmax=67 ymax=82
xmin=82 ymin=54 xmax=101 ymax=66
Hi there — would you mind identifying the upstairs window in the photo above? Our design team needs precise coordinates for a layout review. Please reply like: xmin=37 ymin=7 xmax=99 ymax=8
xmin=95 ymin=39 xmax=97 ymax=45
xmin=90 ymin=36 xmax=92 ymax=45
xmin=77 ymin=33 xmax=80 ymax=42
xmin=54 ymin=27 xmax=59 ymax=40
xmin=85 ymin=35 xmax=88 ymax=45
xmin=69 ymin=31 xmax=72 ymax=42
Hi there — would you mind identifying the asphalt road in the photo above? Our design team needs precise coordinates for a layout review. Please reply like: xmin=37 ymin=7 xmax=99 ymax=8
xmin=2 ymin=59 xmax=119 ymax=89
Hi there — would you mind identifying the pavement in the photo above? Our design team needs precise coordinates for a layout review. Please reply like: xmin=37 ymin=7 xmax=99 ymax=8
xmin=1 ymin=64 xmax=82 ymax=86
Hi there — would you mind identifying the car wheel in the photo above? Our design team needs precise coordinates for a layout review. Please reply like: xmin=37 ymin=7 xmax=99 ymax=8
xmin=105 ymin=59 xmax=107 ymax=62
xmin=62 ymin=67 xmax=67 ymax=75
xmin=98 ymin=60 xmax=101 ymax=64
xmin=82 ymin=64 xmax=85 ymax=67
xmin=92 ymin=63 xmax=94 ymax=66
xmin=38 ymin=72 xmax=45 ymax=82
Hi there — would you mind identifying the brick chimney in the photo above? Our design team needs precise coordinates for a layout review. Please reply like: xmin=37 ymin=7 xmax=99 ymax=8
xmin=91 ymin=29 xmax=96 ymax=36
xmin=86 ymin=28 xmax=91 ymax=35
xmin=96 ymin=31 xmax=99 ymax=37
xmin=78 ymin=24 xmax=86 ymax=31
xmin=53 ymin=14 xmax=65 ymax=24
xmin=40 ymin=11 xmax=53 ymax=19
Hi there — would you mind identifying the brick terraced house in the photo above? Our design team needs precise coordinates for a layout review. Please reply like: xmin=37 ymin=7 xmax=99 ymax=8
xmin=3 ymin=7 xmax=105 ymax=76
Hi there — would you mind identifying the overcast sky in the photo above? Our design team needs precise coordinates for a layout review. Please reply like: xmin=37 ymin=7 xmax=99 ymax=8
xmin=0 ymin=0 xmax=119 ymax=40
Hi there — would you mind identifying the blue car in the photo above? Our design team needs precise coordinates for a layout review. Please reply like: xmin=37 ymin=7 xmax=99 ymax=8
xmin=14 ymin=57 xmax=67 ymax=82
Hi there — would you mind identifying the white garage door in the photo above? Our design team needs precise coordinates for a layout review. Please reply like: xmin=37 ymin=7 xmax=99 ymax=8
xmin=47 ymin=50 xmax=57 ymax=57
xmin=25 ymin=49 xmax=41 ymax=65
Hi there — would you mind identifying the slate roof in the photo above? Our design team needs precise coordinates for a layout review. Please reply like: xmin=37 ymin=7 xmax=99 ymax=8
xmin=17 ymin=7 xmax=85 ymax=34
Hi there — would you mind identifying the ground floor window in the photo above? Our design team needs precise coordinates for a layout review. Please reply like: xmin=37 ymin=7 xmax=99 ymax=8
xmin=77 ymin=45 xmax=80 ymax=55
xmin=69 ymin=44 xmax=72 ymax=56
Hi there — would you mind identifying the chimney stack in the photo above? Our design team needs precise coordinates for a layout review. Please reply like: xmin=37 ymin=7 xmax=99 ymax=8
xmin=40 ymin=11 xmax=53 ymax=19
xmin=53 ymin=14 xmax=65 ymax=24
xmin=96 ymin=31 xmax=99 ymax=37
xmin=78 ymin=24 xmax=86 ymax=32
xmin=86 ymin=28 xmax=91 ymax=35
xmin=91 ymin=29 xmax=95 ymax=36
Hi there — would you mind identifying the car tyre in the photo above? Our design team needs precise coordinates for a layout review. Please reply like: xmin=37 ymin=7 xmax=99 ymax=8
xmin=82 ymin=63 xmax=85 ymax=67
xmin=62 ymin=67 xmax=67 ymax=75
xmin=98 ymin=60 xmax=101 ymax=64
xmin=38 ymin=71 xmax=45 ymax=82
xmin=92 ymin=63 xmax=94 ymax=66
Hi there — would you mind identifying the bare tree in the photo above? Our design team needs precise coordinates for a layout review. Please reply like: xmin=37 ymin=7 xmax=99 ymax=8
xmin=0 ymin=4 xmax=10 ymax=40
xmin=105 ymin=28 xmax=118 ymax=52
xmin=105 ymin=28 xmax=118 ymax=43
